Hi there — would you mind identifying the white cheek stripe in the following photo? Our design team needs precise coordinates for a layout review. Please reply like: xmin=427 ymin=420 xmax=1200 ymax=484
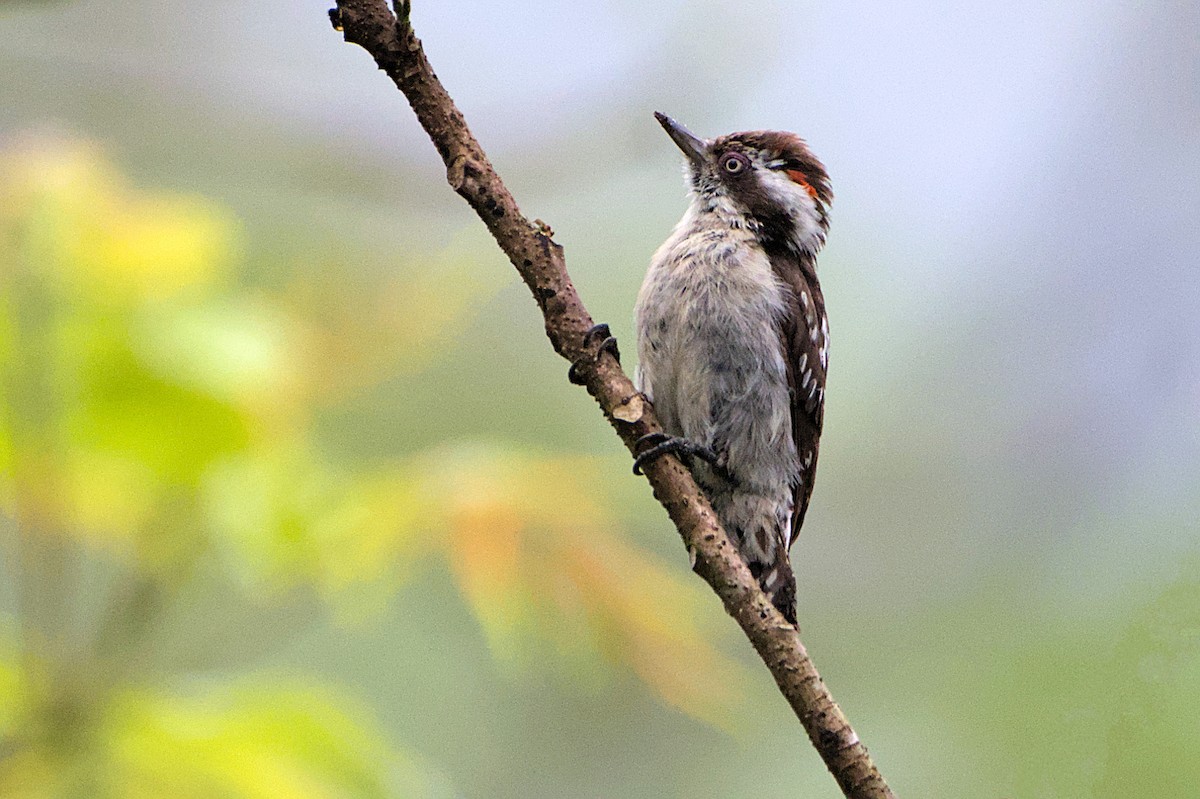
xmin=757 ymin=167 xmax=826 ymax=253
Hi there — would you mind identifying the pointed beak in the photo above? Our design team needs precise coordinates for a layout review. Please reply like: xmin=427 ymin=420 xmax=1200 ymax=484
xmin=654 ymin=112 xmax=708 ymax=166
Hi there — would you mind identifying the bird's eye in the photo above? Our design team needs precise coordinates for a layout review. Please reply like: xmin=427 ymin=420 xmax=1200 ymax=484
xmin=723 ymin=154 xmax=747 ymax=174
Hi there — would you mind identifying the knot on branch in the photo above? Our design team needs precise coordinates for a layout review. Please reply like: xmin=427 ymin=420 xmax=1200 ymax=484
xmin=611 ymin=393 xmax=647 ymax=424
xmin=446 ymin=154 xmax=471 ymax=191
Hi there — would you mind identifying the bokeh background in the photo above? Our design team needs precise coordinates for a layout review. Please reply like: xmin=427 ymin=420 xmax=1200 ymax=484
xmin=2 ymin=1 xmax=1198 ymax=797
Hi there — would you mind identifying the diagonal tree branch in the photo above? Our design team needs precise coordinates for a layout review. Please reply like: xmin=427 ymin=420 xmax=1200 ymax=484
xmin=329 ymin=2 xmax=896 ymax=797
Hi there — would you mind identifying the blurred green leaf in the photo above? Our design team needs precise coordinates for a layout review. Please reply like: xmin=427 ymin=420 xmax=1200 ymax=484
xmin=111 ymin=682 xmax=422 ymax=799
xmin=0 ymin=659 xmax=443 ymax=799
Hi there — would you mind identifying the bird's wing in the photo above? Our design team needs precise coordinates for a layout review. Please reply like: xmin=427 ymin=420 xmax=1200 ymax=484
xmin=770 ymin=252 xmax=828 ymax=550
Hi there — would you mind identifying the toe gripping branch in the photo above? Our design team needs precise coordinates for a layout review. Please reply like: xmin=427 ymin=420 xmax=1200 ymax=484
xmin=567 ymin=323 xmax=620 ymax=386
xmin=632 ymin=432 xmax=727 ymax=478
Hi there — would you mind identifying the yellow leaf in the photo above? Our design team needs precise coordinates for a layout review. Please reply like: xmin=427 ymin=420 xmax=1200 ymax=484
xmin=414 ymin=441 xmax=750 ymax=727
xmin=0 ymin=656 xmax=441 ymax=799
xmin=0 ymin=135 xmax=238 ymax=304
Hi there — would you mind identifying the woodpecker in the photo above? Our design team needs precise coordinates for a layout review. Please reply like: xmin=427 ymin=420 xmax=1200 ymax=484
xmin=632 ymin=112 xmax=832 ymax=625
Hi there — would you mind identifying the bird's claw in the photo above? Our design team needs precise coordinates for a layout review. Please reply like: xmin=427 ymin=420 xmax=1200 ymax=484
xmin=583 ymin=323 xmax=620 ymax=360
xmin=568 ymin=323 xmax=621 ymax=386
xmin=631 ymin=432 xmax=726 ymax=477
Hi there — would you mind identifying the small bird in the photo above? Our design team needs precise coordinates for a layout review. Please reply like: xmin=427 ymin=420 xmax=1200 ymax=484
xmin=633 ymin=112 xmax=832 ymax=625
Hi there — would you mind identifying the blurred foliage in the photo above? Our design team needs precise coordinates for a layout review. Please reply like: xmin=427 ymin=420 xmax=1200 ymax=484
xmin=1 ymin=0 xmax=1196 ymax=794
xmin=975 ymin=560 xmax=1200 ymax=797
xmin=0 ymin=665 xmax=434 ymax=799
xmin=1096 ymin=559 xmax=1200 ymax=796
xmin=0 ymin=135 xmax=748 ymax=797
xmin=416 ymin=443 xmax=745 ymax=727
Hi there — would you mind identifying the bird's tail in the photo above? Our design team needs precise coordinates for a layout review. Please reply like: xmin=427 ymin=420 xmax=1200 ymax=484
xmin=756 ymin=555 xmax=798 ymax=626
xmin=712 ymin=492 xmax=799 ymax=625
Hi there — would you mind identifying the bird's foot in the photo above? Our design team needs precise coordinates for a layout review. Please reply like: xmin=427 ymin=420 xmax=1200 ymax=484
xmin=567 ymin=323 xmax=621 ymax=386
xmin=631 ymin=432 xmax=729 ymax=479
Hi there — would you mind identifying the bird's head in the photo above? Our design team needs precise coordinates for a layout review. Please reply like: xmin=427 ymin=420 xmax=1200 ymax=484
xmin=655 ymin=111 xmax=832 ymax=256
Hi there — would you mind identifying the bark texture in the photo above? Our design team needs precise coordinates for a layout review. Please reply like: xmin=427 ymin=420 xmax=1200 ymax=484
xmin=330 ymin=3 xmax=896 ymax=797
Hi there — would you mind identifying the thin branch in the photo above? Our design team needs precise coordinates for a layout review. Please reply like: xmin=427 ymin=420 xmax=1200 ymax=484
xmin=329 ymin=3 xmax=896 ymax=797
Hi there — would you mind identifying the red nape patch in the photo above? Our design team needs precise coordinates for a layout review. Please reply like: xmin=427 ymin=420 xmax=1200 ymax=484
xmin=786 ymin=169 xmax=819 ymax=199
